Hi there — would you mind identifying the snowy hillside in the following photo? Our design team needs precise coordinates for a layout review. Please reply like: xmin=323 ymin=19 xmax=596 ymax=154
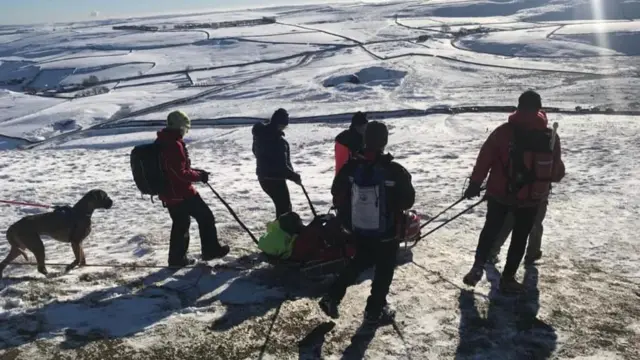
xmin=1 ymin=1 xmax=639 ymax=359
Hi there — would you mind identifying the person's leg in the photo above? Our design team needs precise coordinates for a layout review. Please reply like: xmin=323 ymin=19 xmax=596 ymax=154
xmin=259 ymin=179 xmax=293 ymax=218
xmin=526 ymin=198 xmax=548 ymax=262
xmin=276 ymin=181 xmax=293 ymax=217
xmin=474 ymin=200 xmax=511 ymax=266
xmin=167 ymin=201 xmax=191 ymax=266
xmin=365 ymin=240 xmax=400 ymax=320
xmin=502 ymin=205 xmax=538 ymax=282
xmin=187 ymin=194 xmax=228 ymax=259
xmin=463 ymin=199 xmax=510 ymax=286
xmin=321 ymin=238 xmax=374 ymax=318
xmin=327 ymin=240 xmax=373 ymax=302
xmin=489 ymin=212 xmax=515 ymax=262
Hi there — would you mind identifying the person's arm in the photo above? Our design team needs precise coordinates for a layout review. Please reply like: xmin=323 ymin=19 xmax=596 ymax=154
xmin=163 ymin=142 xmax=201 ymax=183
xmin=268 ymin=138 xmax=297 ymax=180
xmin=391 ymin=163 xmax=416 ymax=211
xmin=331 ymin=161 xmax=352 ymax=208
xmin=283 ymin=142 xmax=297 ymax=180
xmin=470 ymin=127 xmax=500 ymax=185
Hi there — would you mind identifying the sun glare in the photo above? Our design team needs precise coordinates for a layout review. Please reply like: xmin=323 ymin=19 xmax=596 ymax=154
xmin=589 ymin=0 xmax=617 ymax=107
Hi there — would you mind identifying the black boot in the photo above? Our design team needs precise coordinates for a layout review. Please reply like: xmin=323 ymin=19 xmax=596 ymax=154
xmin=463 ymin=264 xmax=484 ymax=287
xmin=364 ymin=305 xmax=396 ymax=326
xmin=202 ymin=245 xmax=230 ymax=261
xmin=499 ymin=276 xmax=524 ymax=295
xmin=169 ymin=257 xmax=197 ymax=268
xmin=319 ymin=296 xmax=340 ymax=319
xmin=524 ymin=251 xmax=542 ymax=265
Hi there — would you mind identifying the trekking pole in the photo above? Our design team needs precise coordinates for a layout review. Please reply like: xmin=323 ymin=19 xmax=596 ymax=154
xmin=206 ymin=183 xmax=259 ymax=245
xmin=299 ymin=183 xmax=318 ymax=217
xmin=417 ymin=197 xmax=487 ymax=241
xmin=420 ymin=186 xmax=486 ymax=230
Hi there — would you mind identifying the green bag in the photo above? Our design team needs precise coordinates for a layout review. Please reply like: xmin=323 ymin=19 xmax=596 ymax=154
xmin=258 ymin=220 xmax=297 ymax=259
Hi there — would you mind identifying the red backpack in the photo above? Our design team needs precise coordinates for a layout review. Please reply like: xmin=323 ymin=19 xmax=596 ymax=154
xmin=506 ymin=124 xmax=556 ymax=202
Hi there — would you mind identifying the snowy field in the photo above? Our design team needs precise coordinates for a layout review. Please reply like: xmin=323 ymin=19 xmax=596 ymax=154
xmin=1 ymin=0 xmax=640 ymax=359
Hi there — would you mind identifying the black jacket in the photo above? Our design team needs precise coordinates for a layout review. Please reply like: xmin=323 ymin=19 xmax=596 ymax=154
xmin=332 ymin=152 xmax=415 ymax=239
xmin=335 ymin=127 xmax=365 ymax=156
xmin=252 ymin=122 xmax=296 ymax=180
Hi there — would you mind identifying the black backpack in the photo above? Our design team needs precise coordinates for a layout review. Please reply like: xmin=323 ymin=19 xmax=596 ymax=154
xmin=130 ymin=142 xmax=167 ymax=201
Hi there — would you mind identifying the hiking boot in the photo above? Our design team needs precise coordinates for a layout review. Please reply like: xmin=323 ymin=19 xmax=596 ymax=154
xmin=202 ymin=245 xmax=230 ymax=261
xmin=364 ymin=305 xmax=396 ymax=326
xmin=319 ymin=296 xmax=340 ymax=319
xmin=499 ymin=276 xmax=525 ymax=295
xmin=524 ymin=251 xmax=542 ymax=265
xmin=169 ymin=257 xmax=197 ymax=268
xmin=463 ymin=265 xmax=484 ymax=287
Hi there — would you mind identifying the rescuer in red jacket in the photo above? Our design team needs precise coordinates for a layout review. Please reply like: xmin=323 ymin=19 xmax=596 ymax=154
xmin=461 ymin=91 xmax=565 ymax=294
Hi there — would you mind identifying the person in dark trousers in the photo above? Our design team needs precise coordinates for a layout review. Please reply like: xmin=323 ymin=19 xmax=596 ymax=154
xmin=488 ymin=196 xmax=548 ymax=265
xmin=462 ymin=91 xmax=565 ymax=293
xmin=319 ymin=121 xmax=415 ymax=325
xmin=157 ymin=110 xmax=230 ymax=267
xmin=489 ymin=113 xmax=553 ymax=265
xmin=334 ymin=111 xmax=368 ymax=174
xmin=252 ymin=108 xmax=301 ymax=218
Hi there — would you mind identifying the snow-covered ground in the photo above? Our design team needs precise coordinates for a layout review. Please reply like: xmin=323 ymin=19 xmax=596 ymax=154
xmin=1 ymin=0 xmax=639 ymax=359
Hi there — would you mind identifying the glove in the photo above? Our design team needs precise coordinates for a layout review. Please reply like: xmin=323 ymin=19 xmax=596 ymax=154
xmin=463 ymin=181 xmax=482 ymax=199
xmin=199 ymin=170 xmax=210 ymax=184
xmin=291 ymin=173 xmax=302 ymax=185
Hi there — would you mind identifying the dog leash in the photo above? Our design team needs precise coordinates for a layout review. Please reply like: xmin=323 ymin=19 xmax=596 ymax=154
xmin=0 ymin=199 xmax=52 ymax=209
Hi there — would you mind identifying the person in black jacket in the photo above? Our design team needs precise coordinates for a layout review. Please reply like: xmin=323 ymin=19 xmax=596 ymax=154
xmin=252 ymin=108 xmax=301 ymax=218
xmin=319 ymin=121 xmax=415 ymax=326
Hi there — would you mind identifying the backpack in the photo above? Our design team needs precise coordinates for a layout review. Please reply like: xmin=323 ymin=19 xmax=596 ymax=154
xmin=349 ymin=163 xmax=391 ymax=238
xmin=506 ymin=124 xmax=555 ymax=201
xmin=130 ymin=142 xmax=167 ymax=201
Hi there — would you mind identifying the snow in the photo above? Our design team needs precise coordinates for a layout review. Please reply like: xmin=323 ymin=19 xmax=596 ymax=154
xmin=1 ymin=0 xmax=640 ymax=359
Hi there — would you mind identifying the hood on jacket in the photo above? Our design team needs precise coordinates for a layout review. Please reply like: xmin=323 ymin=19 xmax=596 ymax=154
xmin=508 ymin=110 xmax=548 ymax=130
xmin=157 ymin=128 xmax=184 ymax=142
xmin=252 ymin=121 xmax=283 ymax=137
xmin=270 ymin=108 xmax=289 ymax=127
xmin=350 ymin=111 xmax=368 ymax=128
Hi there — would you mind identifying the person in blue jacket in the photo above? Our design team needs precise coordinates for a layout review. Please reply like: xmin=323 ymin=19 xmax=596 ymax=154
xmin=252 ymin=108 xmax=301 ymax=218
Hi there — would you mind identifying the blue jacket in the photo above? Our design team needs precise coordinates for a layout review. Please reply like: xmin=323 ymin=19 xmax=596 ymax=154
xmin=252 ymin=122 xmax=296 ymax=180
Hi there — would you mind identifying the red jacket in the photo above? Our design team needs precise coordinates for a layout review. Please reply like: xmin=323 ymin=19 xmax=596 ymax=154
xmin=334 ymin=128 xmax=365 ymax=174
xmin=156 ymin=129 xmax=200 ymax=205
xmin=470 ymin=111 xmax=565 ymax=206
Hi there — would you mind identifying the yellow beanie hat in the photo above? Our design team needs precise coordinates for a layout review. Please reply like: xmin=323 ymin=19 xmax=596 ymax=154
xmin=167 ymin=110 xmax=191 ymax=130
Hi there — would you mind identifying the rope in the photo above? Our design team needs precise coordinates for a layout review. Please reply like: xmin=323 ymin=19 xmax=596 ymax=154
xmin=0 ymin=199 xmax=52 ymax=209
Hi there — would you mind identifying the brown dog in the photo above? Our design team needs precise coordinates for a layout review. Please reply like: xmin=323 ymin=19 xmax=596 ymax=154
xmin=0 ymin=189 xmax=113 ymax=278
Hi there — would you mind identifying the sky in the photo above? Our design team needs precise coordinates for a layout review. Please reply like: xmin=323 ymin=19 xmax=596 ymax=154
xmin=0 ymin=0 xmax=348 ymax=26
